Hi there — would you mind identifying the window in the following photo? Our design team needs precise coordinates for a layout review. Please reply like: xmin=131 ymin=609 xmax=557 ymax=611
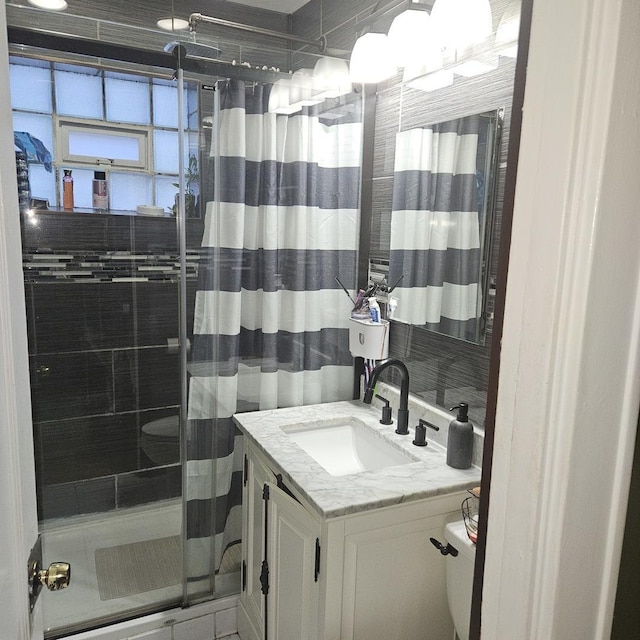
xmin=10 ymin=56 xmax=200 ymax=212
xmin=59 ymin=120 xmax=149 ymax=170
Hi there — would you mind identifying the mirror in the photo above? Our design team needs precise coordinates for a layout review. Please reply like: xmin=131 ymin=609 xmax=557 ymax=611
xmin=377 ymin=109 xmax=502 ymax=345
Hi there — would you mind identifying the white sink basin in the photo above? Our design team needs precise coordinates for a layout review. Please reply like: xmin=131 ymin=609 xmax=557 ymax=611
xmin=281 ymin=417 xmax=416 ymax=476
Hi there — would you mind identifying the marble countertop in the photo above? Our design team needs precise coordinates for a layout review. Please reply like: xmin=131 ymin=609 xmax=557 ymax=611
xmin=233 ymin=400 xmax=481 ymax=519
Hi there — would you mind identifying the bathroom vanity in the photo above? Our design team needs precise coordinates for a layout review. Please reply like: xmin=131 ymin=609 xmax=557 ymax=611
xmin=234 ymin=400 xmax=480 ymax=640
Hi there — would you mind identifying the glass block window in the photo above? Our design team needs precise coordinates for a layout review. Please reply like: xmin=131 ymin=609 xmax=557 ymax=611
xmin=27 ymin=164 xmax=56 ymax=205
xmin=155 ymin=174 xmax=179 ymax=214
xmin=10 ymin=55 xmax=200 ymax=213
xmin=54 ymin=66 xmax=104 ymax=119
xmin=13 ymin=112 xmax=54 ymax=154
xmin=10 ymin=60 xmax=52 ymax=113
xmin=105 ymin=73 xmax=151 ymax=125
xmin=110 ymin=172 xmax=153 ymax=210
xmin=153 ymin=82 xmax=181 ymax=129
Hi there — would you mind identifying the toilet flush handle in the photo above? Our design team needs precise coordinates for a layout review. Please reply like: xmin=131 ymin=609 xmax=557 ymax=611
xmin=429 ymin=537 xmax=458 ymax=556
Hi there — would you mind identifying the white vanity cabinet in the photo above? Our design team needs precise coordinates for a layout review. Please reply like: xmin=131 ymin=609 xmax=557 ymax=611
xmin=238 ymin=440 xmax=467 ymax=640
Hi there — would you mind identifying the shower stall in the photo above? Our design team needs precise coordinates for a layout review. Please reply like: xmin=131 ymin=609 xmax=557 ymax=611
xmin=7 ymin=2 xmax=362 ymax=636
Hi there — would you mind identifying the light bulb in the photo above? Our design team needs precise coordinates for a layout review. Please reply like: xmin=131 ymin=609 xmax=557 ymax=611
xmin=349 ymin=33 xmax=397 ymax=84
xmin=289 ymin=69 xmax=324 ymax=107
xmin=268 ymin=80 xmax=301 ymax=115
xmin=387 ymin=9 xmax=432 ymax=68
xmin=312 ymin=58 xmax=352 ymax=99
xmin=430 ymin=0 xmax=492 ymax=51
xmin=496 ymin=0 xmax=521 ymax=58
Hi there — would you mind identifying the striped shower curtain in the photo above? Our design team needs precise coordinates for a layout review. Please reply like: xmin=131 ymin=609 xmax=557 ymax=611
xmin=185 ymin=80 xmax=362 ymax=590
xmin=388 ymin=115 xmax=482 ymax=341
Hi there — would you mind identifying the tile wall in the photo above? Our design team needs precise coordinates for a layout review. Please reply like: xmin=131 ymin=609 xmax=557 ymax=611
xmin=22 ymin=211 xmax=204 ymax=520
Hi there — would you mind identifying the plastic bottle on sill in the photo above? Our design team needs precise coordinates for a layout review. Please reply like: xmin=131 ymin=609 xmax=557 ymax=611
xmin=92 ymin=171 xmax=109 ymax=211
xmin=62 ymin=169 xmax=74 ymax=211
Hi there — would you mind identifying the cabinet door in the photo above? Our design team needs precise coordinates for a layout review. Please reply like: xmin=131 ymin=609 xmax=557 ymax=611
xmin=341 ymin=519 xmax=454 ymax=640
xmin=266 ymin=480 xmax=321 ymax=640
xmin=241 ymin=452 xmax=272 ymax=639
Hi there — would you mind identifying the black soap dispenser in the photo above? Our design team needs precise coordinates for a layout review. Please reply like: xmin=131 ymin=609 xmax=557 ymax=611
xmin=446 ymin=403 xmax=474 ymax=469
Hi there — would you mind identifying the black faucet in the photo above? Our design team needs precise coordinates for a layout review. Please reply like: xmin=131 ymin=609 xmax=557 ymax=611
xmin=363 ymin=358 xmax=410 ymax=435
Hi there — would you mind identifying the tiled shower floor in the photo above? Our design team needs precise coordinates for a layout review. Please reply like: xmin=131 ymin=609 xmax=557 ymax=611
xmin=40 ymin=500 xmax=240 ymax=636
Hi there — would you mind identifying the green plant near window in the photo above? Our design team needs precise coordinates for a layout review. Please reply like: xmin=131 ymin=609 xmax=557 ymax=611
xmin=172 ymin=154 xmax=199 ymax=217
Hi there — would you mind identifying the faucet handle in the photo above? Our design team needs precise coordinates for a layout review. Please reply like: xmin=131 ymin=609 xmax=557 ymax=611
xmin=413 ymin=419 xmax=439 ymax=447
xmin=419 ymin=418 xmax=439 ymax=432
xmin=375 ymin=394 xmax=393 ymax=425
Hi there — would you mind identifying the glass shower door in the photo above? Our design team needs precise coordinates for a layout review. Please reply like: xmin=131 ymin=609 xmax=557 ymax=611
xmin=13 ymin=52 xmax=201 ymax=636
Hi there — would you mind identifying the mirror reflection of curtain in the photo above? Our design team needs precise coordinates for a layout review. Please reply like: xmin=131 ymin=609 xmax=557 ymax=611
xmin=186 ymin=80 xmax=361 ymax=590
xmin=389 ymin=115 xmax=481 ymax=341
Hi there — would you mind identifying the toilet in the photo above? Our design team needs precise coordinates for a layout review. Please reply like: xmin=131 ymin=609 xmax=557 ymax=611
xmin=444 ymin=519 xmax=477 ymax=640
xmin=140 ymin=415 xmax=180 ymax=465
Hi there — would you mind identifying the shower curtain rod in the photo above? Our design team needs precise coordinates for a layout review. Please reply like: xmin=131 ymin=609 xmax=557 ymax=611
xmin=188 ymin=12 xmax=350 ymax=58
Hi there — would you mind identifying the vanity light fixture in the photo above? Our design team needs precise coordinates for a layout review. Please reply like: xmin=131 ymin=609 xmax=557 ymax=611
xmin=495 ymin=0 xmax=521 ymax=58
xmin=404 ymin=67 xmax=454 ymax=92
xmin=268 ymin=79 xmax=302 ymax=115
xmin=27 ymin=0 xmax=67 ymax=10
xmin=387 ymin=5 xmax=433 ymax=68
xmin=156 ymin=17 xmax=190 ymax=31
xmin=452 ymin=55 xmax=499 ymax=77
xmin=289 ymin=69 xmax=324 ymax=108
xmin=311 ymin=58 xmax=352 ymax=100
xmin=429 ymin=0 xmax=492 ymax=52
xmin=349 ymin=33 xmax=397 ymax=84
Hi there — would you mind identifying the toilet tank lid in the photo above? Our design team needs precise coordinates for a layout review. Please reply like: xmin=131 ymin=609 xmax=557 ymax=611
xmin=444 ymin=519 xmax=477 ymax=561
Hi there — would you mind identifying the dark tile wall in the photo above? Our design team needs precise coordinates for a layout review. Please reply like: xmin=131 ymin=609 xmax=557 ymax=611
xmin=24 ymin=211 xmax=203 ymax=520
xmin=293 ymin=0 xmax=518 ymax=427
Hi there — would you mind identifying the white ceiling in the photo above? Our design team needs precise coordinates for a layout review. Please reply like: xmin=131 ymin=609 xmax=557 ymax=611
xmin=229 ymin=0 xmax=310 ymax=14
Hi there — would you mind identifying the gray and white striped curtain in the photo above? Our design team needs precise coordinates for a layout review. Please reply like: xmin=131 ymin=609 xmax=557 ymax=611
xmin=185 ymin=80 xmax=362 ymax=589
xmin=388 ymin=115 xmax=481 ymax=340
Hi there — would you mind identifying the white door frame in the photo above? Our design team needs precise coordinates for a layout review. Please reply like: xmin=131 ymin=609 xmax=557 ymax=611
xmin=0 ymin=4 xmax=43 ymax=639
xmin=483 ymin=0 xmax=640 ymax=637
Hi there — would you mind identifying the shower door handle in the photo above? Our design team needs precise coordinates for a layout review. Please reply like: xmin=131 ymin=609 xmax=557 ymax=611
xmin=27 ymin=536 xmax=71 ymax=612
xmin=34 ymin=561 xmax=71 ymax=591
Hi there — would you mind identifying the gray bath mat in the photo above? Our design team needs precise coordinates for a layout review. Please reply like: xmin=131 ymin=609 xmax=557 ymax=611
xmin=95 ymin=536 xmax=242 ymax=600
xmin=95 ymin=535 xmax=181 ymax=601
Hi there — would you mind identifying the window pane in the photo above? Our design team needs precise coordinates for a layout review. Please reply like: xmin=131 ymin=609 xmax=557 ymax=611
xmin=153 ymin=131 xmax=197 ymax=174
xmin=155 ymin=175 xmax=179 ymax=214
xmin=186 ymin=84 xmax=199 ymax=130
xmin=10 ymin=63 xmax=52 ymax=113
xmin=28 ymin=164 xmax=56 ymax=206
xmin=68 ymin=130 xmax=141 ymax=162
xmin=153 ymin=82 xmax=179 ymax=128
xmin=153 ymin=130 xmax=180 ymax=173
xmin=13 ymin=112 xmax=54 ymax=164
xmin=110 ymin=172 xmax=153 ymax=211
xmin=152 ymin=81 xmax=191 ymax=129
xmin=106 ymin=75 xmax=150 ymax=125
xmin=55 ymin=69 xmax=103 ymax=119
